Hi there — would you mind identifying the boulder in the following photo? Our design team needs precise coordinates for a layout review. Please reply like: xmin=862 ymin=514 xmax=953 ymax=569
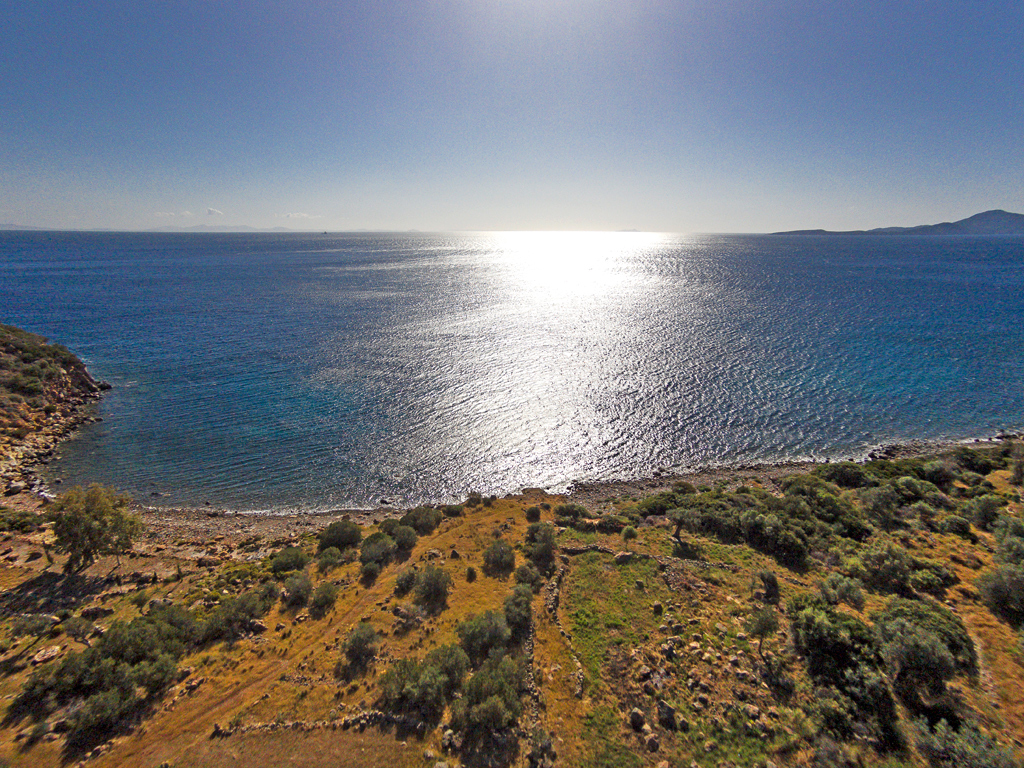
xmin=629 ymin=708 xmax=645 ymax=731
xmin=657 ymin=699 xmax=677 ymax=731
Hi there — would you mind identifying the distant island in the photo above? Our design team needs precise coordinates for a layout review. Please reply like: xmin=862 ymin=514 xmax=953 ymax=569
xmin=775 ymin=208 xmax=1024 ymax=236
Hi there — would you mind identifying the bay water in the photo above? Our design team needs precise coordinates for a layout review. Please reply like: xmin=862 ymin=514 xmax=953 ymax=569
xmin=1 ymin=230 xmax=1022 ymax=511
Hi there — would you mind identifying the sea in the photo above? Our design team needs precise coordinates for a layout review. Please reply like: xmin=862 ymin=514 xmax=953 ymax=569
xmin=1 ymin=230 xmax=1022 ymax=512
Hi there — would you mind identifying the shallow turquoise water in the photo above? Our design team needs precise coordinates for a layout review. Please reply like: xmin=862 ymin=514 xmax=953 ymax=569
xmin=1 ymin=230 xmax=1022 ymax=511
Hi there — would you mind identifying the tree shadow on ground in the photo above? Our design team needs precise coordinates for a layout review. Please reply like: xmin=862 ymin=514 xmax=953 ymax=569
xmin=0 ymin=570 xmax=110 ymax=616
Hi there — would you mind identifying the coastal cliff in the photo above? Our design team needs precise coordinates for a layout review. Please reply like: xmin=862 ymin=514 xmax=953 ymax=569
xmin=0 ymin=323 xmax=107 ymax=494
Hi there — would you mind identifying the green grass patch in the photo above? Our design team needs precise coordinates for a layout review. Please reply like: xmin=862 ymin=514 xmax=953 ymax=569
xmin=583 ymin=706 xmax=642 ymax=768
xmin=564 ymin=553 xmax=669 ymax=691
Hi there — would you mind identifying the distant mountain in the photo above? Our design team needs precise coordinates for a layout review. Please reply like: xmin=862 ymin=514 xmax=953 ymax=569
xmin=775 ymin=209 xmax=1024 ymax=236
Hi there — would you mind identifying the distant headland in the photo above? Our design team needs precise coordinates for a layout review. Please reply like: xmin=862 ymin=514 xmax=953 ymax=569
xmin=774 ymin=208 xmax=1024 ymax=236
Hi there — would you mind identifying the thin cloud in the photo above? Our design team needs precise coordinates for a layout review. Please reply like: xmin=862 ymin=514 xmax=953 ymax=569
xmin=180 ymin=210 xmax=194 ymax=217
xmin=154 ymin=211 xmax=176 ymax=217
xmin=284 ymin=212 xmax=319 ymax=219
xmin=207 ymin=208 xmax=224 ymax=216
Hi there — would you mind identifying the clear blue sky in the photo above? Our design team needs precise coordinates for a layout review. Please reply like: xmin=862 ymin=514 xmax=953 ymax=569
xmin=2 ymin=1 xmax=1021 ymax=232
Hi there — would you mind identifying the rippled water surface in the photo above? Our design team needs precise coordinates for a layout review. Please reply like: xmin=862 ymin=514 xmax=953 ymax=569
xmin=2 ymin=230 xmax=1022 ymax=510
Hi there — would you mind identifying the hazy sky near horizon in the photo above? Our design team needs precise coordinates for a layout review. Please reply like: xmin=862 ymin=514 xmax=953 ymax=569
xmin=2 ymin=1 xmax=1022 ymax=233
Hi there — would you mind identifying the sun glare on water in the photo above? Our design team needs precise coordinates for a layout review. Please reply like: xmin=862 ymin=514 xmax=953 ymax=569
xmin=488 ymin=230 xmax=668 ymax=301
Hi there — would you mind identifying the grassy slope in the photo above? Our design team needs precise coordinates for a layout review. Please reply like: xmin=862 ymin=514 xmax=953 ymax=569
xmin=0 ymin=450 xmax=1020 ymax=768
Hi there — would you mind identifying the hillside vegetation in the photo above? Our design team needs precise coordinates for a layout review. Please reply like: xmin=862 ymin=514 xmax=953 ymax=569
xmin=0 ymin=439 xmax=1022 ymax=768
xmin=0 ymin=324 xmax=105 ymax=491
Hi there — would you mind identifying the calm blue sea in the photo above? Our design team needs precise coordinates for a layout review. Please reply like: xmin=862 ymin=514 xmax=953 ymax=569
xmin=1 ymin=230 xmax=1022 ymax=511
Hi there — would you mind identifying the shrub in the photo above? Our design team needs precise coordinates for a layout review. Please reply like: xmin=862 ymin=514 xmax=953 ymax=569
xmin=317 ymin=546 xmax=344 ymax=572
xmin=525 ymin=506 xmax=541 ymax=523
xmin=942 ymin=516 xmax=974 ymax=540
xmin=442 ymin=504 xmax=464 ymax=517
xmin=360 ymin=532 xmax=396 ymax=566
xmin=482 ymin=539 xmax=515 ymax=577
xmin=814 ymin=462 xmax=877 ymax=489
xmin=392 ymin=525 xmax=418 ymax=553
xmin=878 ymin=619 xmax=954 ymax=703
xmin=395 ymin=567 xmax=418 ymax=596
xmin=524 ymin=523 xmax=557 ymax=574
xmin=745 ymin=605 xmax=779 ymax=660
xmin=504 ymin=584 xmax=533 ymax=641
xmin=466 ymin=565 xmax=477 ymax=582
xmin=872 ymin=598 xmax=976 ymax=674
xmin=553 ymin=503 xmax=586 ymax=521
xmin=756 ymin=570 xmax=780 ymax=604
xmin=514 ymin=563 xmax=543 ymax=592
xmin=819 ymin=573 xmax=865 ymax=610
xmin=377 ymin=644 xmax=469 ymax=721
xmin=861 ymin=485 xmax=903 ymax=531
xmin=270 ymin=546 xmax=310 ymax=575
xmin=51 ymin=484 xmax=142 ymax=572
xmin=309 ymin=582 xmax=339 ymax=619
xmin=283 ymin=572 xmax=313 ymax=607
xmin=361 ymin=561 xmax=382 ymax=582
xmin=344 ymin=623 xmax=378 ymax=669
xmin=203 ymin=585 xmax=277 ymax=643
xmin=977 ymin=564 xmax=1024 ymax=625
xmin=849 ymin=540 xmax=913 ymax=594
xmin=915 ymin=718 xmax=1019 ymax=768
xmin=966 ymin=494 xmax=1005 ymax=531
xmin=318 ymin=520 xmax=361 ymax=552
xmin=622 ymin=526 xmax=637 ymax=542
xmin=919 ymin=461 xmax=956 ymax=491
xmin=413 ymin=565 xmax=452 ymax=612
xmin=954 ymin=447 xmax=996 ymax=475
xmin=457 ymin=610 xmax=511 ymax=665
xmin=378 ymin=518 xmax=400 ymax=537
xmin=452 ymin=655 xmax=522 ymax=734
xmin=400 ymin=506 xmax=443 ymax=534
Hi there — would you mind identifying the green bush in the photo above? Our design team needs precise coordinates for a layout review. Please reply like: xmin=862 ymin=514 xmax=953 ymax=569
xmin=813 ymin=462 xmax=877 ymax=489
xmin=203 ymin=585 xmax=277 ymax=643
xmin=622 ymin=526 xmax=637 ymax=542
xmin=977 ymin=564 xmax=1024 ymax=625
xmin=392 ymin=525 xmax=418 ymax=552
xmin=861 ymin=485 xmax=903 ymax=531
xmin=344 ymin=623 xmax=378 ymax=669
xmin=270 ymin=546 xmax=310 ymax=575
xmin=457 ymin=610 xmax=511 ymax=665
xmin=361 ymin=561 xmax=382 ymax=582
xmin=524 ymin=523 xmax=557 ymax=574
xmin=442 ymin=504 xmax=464 ymax=517
xmin=915 ymin=718 xmax=1019 ymax=768
xmin=395 ymin=567 xmax=418 ymax=596
xmin=413 ymin=565 xmax=452 ymax=612
xmin=966 ymin=494 xmax=1005 ymax=531
xmin=452 ymin=655 xmax=521 ymax=734
xmin=553 ymin=503 xmax=587 ymax=521
xmin=849 ymin=540 xmax=913 ymax=595
xmin=525 ymin=506 xmax=541 ymax=523
xmin=360 ymin=532 xmax=396 ymax=566
xmin=318 ymin=520 xmax=361 ymax=552
xmin=400 ymin=506 xmax=443 ymax=534
xmin=309 ymin=582 xmax=339 ymax=619
xmin=504 ymin=584 xmax=533 ymax=641
xmin=317 ymin=546 xmax=344 ymax=572
xmin=283 ymin=572 xmax=313 ymax=607
xmin=514 ymin=563 xmax=543 ymax=592
xmin=377 ymin=644 xmax=469 ymax=721
xmin=872 ymin=598 xmax=976 ymax=674
xmin=482 ymin=539 xmax=515 ymax=577
xmin=756 ymin=570 xmax=780 ymax=604
xmin=816 ymin=573 xmax=861 ymax=609
xmin=878 ymin=619 xmax=954 ymax=703
xmin=942 ymin=516 xmax=974 ymax=540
